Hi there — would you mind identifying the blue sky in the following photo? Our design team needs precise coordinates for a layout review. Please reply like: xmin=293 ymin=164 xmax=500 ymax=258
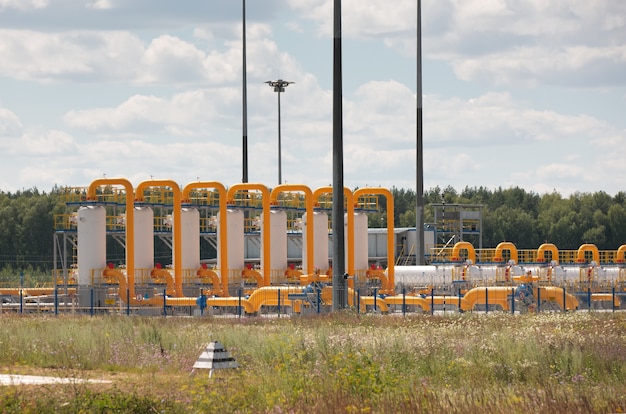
xmin=0 ymin=0 xmax=624 ymax=197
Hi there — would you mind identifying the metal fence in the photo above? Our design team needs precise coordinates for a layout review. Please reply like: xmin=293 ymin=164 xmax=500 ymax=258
xmin=1 ymin=283 xmax=623 ymax=317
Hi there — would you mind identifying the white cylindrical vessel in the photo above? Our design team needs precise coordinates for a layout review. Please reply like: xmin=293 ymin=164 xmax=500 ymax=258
xmin=265 ymin=210 xmax=287 ymax=283
xmin=180 ymin=208 xmax=200 ymax=270
xmin=303 ymin=211 xmax=329 ymax=273
xmin=134 ymin=207 xmax=154 ymax=271
xmin=351 ymin=212 xmax=369 ymax=272
xmin=77 ymin=206 xmax=106 ymax=285
xmin=219 ymin=209 xmax=244 ymax=286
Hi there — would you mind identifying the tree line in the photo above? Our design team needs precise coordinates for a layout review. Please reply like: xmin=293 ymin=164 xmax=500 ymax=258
xmin=1 ymin=185 xmax=625 ymax=274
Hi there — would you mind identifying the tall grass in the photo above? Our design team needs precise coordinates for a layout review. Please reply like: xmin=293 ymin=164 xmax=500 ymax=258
xmin=0 ymin=312 xmax=625 ymax=413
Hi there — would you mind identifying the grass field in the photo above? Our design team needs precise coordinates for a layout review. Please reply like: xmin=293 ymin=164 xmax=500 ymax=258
xmin=0 ymin=311 xmax=625 ymax=413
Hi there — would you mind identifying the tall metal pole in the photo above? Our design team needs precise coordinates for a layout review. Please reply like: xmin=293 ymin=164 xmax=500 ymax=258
xmin=277 ymin=90 xmax=282 ymax=184
xmin=415 ymin=0 xmax=425 ymax=265
xmin=242 ymin=0 xmax=248 ymax=183
xmin=266 ymin=80 xmax=293 ymax=185
xmin=332 ymin=0 xmax=347 ymax=310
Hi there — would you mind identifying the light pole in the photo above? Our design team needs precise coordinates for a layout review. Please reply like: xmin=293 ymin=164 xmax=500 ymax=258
xmin=242 ymin=0 xmax=248 ymax=183
xmin=265 ymin=79 xmax=293 ymax=185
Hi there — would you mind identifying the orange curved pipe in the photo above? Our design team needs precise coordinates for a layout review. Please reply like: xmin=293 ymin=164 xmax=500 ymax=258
xmin=312 ymin=187 xmax=355 ymax=285
xmin=354 ymin=188 xmax=394 ymax=292
xmin=242 ymin=268 xmax=264 ymax=286
xmin=103 ymin=268 xmax=164 ymax=306
xmin=537 ymin=243 xmax=559 ymax=264
xmin=617 ymin=244 xmax=626 ymax=263
xmin=576 ymin=243 xmax=599 ymax=264
xmin=183 ymin=182 xmax=228 ymax=294
xmin=135 ymin=180 xmax=183 ymax=297
xmin=149 ymin=268 xmax=176 ymax=295
xmin=451 ymin=241 xmax=476 ymax=263
xmin=88 ymin=178 xmax=139 ymax=304
xmin=196 ymin=268 xmax=224 ymax=296
xmin=494 ymin=241 xmax=518 ymax=264
xmin=227 ymin=184 xmax=271 ymax=286
xmin=270 ymin=184 xmax=314 ymax=275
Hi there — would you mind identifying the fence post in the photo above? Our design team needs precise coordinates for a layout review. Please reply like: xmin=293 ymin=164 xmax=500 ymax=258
xmin=200 ymin=288 xmax=205 ymax=316
xmin=19 ymin=288 xmax=23 ymax=314
xmin=485 ymin=288 xmax=488 ymax=314
xmin=238 ymin=288 xmax=242 ymax=318
xmin=563 ymin=286 xmax=567 ymax=313
xmin=613 ymin=286 xmax=616 ymax=313
xmin=431 ymin=288 xmax=434 ymax=316
xmin=511 ymin=287 xmax=515 ymax=314
xmin=458 ymin=290 xmax=462 ymax=314
xmin=90 ymin=288 xmax=94 ymax=316
xmin=537 ymin=288 xmax=541 ymax=313
xmin=317 ymin=287 xmax=321 ymax=314
xmin=587 ymin=287 xmax=592 ymax=312
xmin=357 ymin=289 xmax=360 ymax=314
xmin=162 ymin=288 xmax=166 ymax=317
xmin=277 ymin=289 xmax=281 ymax=317
xmin=374 ymin=288 xmax=378 ymax=312
xmin=402 ymin=287 xmax=406 ymax=316
xmin=54 ymin=287 xmax=59 ymax=316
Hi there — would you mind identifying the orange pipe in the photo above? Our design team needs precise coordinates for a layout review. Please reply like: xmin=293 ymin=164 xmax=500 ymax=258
xmin=270 ymin=184 xmax=314 ymax=275
xmin=88 ymin=178 xmax=138 ymax=304
xmin=227 ymin=184 xmax=271 ymax=286
xmin=494 ymin=241 xmax=518 ymax=264
xmin=576 ymin=243 xmax=599 ymax=263
xmin=312 ymin=187 xmax=355 ymax=285
xmin=135 ymin=180 xmax=183 ymax=297
xmin=196 ymin=268 xmax=225 ymax=296
xmin=103 ymin=268 xmax=164 ymax=306
xmin=354 ymin=188 xmax=394 ymax=292
xmin=617 ymin=244 xmax=626 ymax=263
xmin=537 ymin=243 xmax=559 ymax=264
xmin=451 ymin=241 xmax=476 ymax=263
xmin=183 ymin=182 xmax=228 ymax=294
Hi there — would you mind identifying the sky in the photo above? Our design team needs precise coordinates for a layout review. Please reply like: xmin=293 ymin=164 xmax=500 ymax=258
xmin=0 ymin=0 xmax=625 ymax=197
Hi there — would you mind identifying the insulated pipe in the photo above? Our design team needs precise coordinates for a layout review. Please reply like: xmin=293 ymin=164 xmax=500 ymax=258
xmin=451 ymin=241 xmax=476 ymax=263
xmin=182 ymin=182 xmax=228 ymax=294
xmin=354 ymin=188 xmax=394 ymax=292
xmin=494 ymin=241 xmax=518 ymax=264
xmin=270 ymin=184 xmax=314 ymax=276
xmin=135 ymin=180 xmax=183 ymax=297
xmin=87 ymin=178 xmax=138 ymax=303
xmin=537 ymin=243 xmax=559 ymax=264
xmin=312 ymin=186 xmax=354 ymax=282
xmin=577 ymin=243 xmax=600 ymax=264
xmin=227 ymin=183 xmax=271 ymax=285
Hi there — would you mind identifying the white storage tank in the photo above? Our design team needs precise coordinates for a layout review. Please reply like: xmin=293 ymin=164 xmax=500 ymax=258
xmin=134 ymin=207 xmax=155 ymax=274
xmin=351 ymin=212 xmax=369 ymax=271
xmin=179 ymin=208 xmax=200 ymax=270
xmin=77 ymin=205 xmax=106 ymax=285
xmin=219 ymin=209 xmax=244 ymax=287
xmin=265 ymin=210 xmax=287 ymax=284
xmin=302 ymin=211 xmax=329 ymax=273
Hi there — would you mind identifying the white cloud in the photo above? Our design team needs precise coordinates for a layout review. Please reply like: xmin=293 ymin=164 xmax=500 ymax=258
xmin=63 ymin=88 xmax=240 ymax=135
xmin=0 ymin=0 xmax=47 ymax=10
xmin=86 ymin=0 xmax=112 ymax=10
xmin=0 ymin=107 xmax=22 ymax=136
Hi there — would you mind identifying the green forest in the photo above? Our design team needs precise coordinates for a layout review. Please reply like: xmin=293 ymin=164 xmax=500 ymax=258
xmin=1 ymin=185 xmax=626 ymax=275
